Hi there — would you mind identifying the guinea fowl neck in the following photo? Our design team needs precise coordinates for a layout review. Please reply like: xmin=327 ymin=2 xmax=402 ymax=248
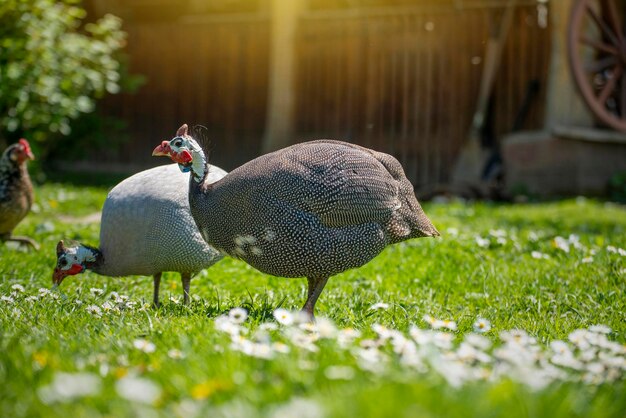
xmin=81 ymin=244 xmax=104 ymax=273
xmin=189 ymin=161 xmax=214 ymax=203
xmin=188 ymin=148 xmax=213 ymax=193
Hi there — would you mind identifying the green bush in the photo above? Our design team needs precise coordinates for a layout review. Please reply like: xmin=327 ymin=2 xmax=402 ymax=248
xmin=0 ymin=0 xmax=126 ymax=147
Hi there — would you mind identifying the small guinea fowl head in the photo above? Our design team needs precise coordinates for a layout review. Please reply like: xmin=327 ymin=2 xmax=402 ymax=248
xmin=52 ymin=240 xmax=97 ymax=286
xmin=152 ymin=124 xmax=206 ymax=179
xmin=3 ymin=139 xmax=35 ymax=165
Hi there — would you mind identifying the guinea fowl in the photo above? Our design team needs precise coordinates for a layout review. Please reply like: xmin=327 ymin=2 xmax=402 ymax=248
xmin=153 ymin=124 xmax=439 ymax=317
xmin=52 ymin=163 xmax=227 ymax=306
xmin=0 ymin=139 xmax=38 ymax=250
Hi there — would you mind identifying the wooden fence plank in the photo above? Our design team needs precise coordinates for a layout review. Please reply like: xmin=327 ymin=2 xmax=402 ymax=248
xmin=92 ymin=3 xmax=550 ymax=187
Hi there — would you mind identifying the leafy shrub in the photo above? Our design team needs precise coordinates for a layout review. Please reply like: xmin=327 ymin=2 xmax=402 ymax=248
xmin=0 ymin=0 xmax=126 ymax=146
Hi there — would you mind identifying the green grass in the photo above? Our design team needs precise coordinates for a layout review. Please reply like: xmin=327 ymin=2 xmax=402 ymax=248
xmin=1 ymin=182 xmax=625 ymax=418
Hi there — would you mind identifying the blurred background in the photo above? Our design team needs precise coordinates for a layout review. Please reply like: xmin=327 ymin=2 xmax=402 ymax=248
xmin=1 ymin=0 xmax=626 ymax=200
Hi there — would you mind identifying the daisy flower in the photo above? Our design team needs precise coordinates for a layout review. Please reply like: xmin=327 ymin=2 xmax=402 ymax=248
xmin=228 ymin=307 xmax=248 ymax=324
xmin=589 ymin=324 xmax=611 ymax=335
xmin=473 ymin=318 xmax=491 ymax=333
xmin=475 ymin=236 xmax=490 ymax=248
xmin=273 ymin=308 xmax=294 ymax=326
xmin=11 ymin=284 xmax=25 ymax=293
xmin=167 ymin=349 xmax=185 ymax=359
xmin=89 ymin=288 xmax=104 ymax=296
xmin=1 ymin=295 xmax=14 ymax=304
xmin=133 ymin=339 xmax=156 ymax=354
xmin=86 ymin=305 xmax=102 ymax=317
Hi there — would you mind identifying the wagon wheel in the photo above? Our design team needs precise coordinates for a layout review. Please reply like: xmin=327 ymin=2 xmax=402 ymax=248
xmin=568 ymin=0 xmax=626 ymax=132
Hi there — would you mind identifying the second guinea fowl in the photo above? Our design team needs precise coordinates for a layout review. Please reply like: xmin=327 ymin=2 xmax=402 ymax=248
xmin=153 ymin=124 xmax=439 ymax=317
xmin=52 ymin=163 xmax=227 ymax=305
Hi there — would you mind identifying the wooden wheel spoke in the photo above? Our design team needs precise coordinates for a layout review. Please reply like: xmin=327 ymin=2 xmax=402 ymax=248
xmin=601 ymin=0 xmax=624 ymax=47
xmin=585 ymin=55 xmax=617 ymax=73
xmin=586 ymin=4 xmax=621 ymax=48
xmin=569 ymin=0 xmax=626 ymax=132
xmin=597 ymin=65 xmax=623 ymax=104
xmin=580 ymin=36 xmax=620 ymax=55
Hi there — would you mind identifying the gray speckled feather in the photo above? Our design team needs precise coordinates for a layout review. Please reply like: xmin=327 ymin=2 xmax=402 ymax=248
xmin=98 ymin=164 xmax=226 ymax=276
xmin=189 ymin=140 xmax=439 ymax=279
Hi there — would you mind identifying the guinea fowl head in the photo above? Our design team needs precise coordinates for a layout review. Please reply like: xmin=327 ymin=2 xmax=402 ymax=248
xmin=2 ymin=139 xmax=35 ymax=165
xmin=52 ymin=240 xmax=99 ymax=286
xmin=152 ymin=124 xmax=206 ymax=180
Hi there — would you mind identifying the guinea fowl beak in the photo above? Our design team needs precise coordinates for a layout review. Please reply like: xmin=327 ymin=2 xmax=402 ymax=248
xmin=152 ymin=141 xmax=171 ymax=157
xmin=152 ymin=141 xmax=193 ymax=166
xmin=52 ymin=268 xmax=65 ymax=286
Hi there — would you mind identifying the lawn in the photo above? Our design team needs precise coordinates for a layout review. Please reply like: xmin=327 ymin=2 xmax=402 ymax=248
xmin=1 ymin=180 xmax=625 ymax=418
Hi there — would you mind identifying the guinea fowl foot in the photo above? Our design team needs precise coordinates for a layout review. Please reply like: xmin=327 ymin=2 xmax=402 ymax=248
xmin=301 ymin=276 xmax=329 ymax=320
xmin=6 ymin=235 xmax=39 ymax=250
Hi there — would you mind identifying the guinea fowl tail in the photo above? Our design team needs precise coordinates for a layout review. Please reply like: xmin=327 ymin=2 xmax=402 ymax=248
xmin=371 ymin=150 xmax=440 ymax=242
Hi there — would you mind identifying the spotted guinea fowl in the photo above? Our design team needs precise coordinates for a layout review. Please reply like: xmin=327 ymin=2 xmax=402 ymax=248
xmin=52 ymin=163 xmax=227 ymax=305
xmin=0 ymin=139 xmax=38 ymax=250
xmin=153 ymin=124 xmax=439 ymax=317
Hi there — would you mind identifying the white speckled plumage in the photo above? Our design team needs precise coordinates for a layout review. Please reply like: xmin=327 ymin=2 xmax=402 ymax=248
xmin=99 ymin=164 xmax=225 ymax=276
xmin=54 ymin=163 xmax=227 ymax=304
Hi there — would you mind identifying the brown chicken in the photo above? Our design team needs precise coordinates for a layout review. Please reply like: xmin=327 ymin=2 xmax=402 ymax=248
xmin=0 ymin=139 xmax=38 ymax=249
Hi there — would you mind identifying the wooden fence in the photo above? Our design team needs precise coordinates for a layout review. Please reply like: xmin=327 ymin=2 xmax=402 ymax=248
xmin=294 ymin=3 xmax=551 ymax=187
xmin=98 ymin=14 xmax=270 ymax=170
xmin=94 ymin=2 xmax=551 ymax=187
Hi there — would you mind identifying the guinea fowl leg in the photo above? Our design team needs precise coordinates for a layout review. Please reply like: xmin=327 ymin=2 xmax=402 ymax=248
xmin=181 ymin=273 xmax=191 ymax=305
xmin=6 ymin=235 xmax=39 ymax=250
xmin=152 ymin=272 xmax=162 ymax=308
xmin=302 ymin=276 xmax=329 ymax=319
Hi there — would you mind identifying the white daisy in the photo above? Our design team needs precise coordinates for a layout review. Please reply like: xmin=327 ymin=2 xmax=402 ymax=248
xmin=85 ymin=305 xmax=102 ymax=316
xmin=423 ymin=314 xmax=437 ymax=328
xmin=475 ymin=236 xmax=490 ymax=248
xmin=324 ymin=365 xmax=355 ymax=380
xmin=589 ymin=324 xmax=611 ymax=335
xmin=273 ymin=308 xmax=294 ymax=326
xmin=271 ymin=342 xmax=291 ymax=354
xmin=11 ymin=284 xmax=25 ymax=293
xmin=167 ymin=349 xmax=185 ymax=359
xmin=89 ymin=288 xmax=104 ymax=296
xmin=38 ymin=372 xmax=101 ymax=404
xmin=228 ymin=307 xmax=248 ymax=324
xmin=133 ymin=338 xmax=156 ymax=354
xmin=115 ymin=376 xmax=161 ymax=404
xmin=1 ymin=295 xmax=15 ymax=303
xmin=441 ymin=319 xmax=457 ymax=331
xmin=259 ymin=322 xmax=279 ymax=332
xmin=553 ymin=236 xmax=570 ymax=253
xmin=473 ymin=318 xmax=491 ymax=333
